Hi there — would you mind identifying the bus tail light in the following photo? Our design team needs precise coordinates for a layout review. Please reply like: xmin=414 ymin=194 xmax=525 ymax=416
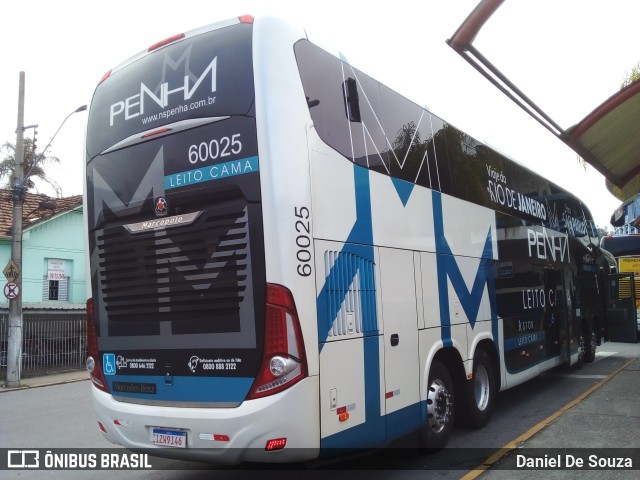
xmin=247 ymin=284 xmax=307 ymax=400
xmin=265 ymin=437 xmax=287 ymax=451
xmin=86 ymin=298 xmax=110 ymax=393
xmin=98 ymin=70 xmax=112 ymax=85
xmin=148 ymin=33 xmax=185 ymax=52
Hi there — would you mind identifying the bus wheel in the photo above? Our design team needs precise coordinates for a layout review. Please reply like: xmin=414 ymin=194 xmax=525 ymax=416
xmin=461 ymin=349 xmax=496 ymax=429
xmin=422 ymin=360 xmax=454 ymax=449
xmin=584 ymin=325 xmax=597 ymax=363
xmin=575 ymin=329 xmax=586 ymax=369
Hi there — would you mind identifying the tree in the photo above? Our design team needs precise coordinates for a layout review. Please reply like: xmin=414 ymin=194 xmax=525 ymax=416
xmin=0 ymin=137 xmax=62 ymax=197
xmin=621 ymin=61 xmax=640 ymax=89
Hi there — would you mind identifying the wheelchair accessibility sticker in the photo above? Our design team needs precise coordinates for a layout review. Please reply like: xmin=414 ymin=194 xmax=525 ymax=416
xmin=103 ymin=353 xmax=116 ymax=376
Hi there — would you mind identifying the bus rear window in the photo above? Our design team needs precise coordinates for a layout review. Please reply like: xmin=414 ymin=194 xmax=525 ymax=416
xmin=86 ymin=22 xmax=254 ymax=160
xmin=600 ymin=235 xmax=640 ymax=257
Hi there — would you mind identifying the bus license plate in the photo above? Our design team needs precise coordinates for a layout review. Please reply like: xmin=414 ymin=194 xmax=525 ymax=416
xmin=151 ymin=428 xmax=187 ymax=448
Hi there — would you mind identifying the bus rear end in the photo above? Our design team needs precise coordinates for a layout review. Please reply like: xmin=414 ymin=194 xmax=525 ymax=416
xmin=84 ymin=16 xmax=316 ymax=463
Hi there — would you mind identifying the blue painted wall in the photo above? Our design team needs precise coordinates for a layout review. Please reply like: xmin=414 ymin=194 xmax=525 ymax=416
xmin=0 ymin=208 xmax=85 ymax=306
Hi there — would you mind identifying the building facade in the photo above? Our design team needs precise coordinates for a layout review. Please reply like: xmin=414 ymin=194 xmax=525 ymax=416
xmin=0 ymin=189 xmax=85 ymax=308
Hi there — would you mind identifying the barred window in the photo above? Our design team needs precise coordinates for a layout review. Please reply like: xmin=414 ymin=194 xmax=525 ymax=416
xmin=42 ymin=276 xmax=69 ymax=301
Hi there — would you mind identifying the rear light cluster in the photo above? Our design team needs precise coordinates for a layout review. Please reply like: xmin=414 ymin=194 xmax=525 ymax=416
xmin=86 ymin=298 xmax=110 ymax=393
xmin=86 ymin=283 xmax=307 ymax=399
xmin=247 ymin=284 xmax=308 ymax=399
xmin=148 ymin=33 xmax=185 ymax=52
xmin=265 ymin=437 xmax=287 ymax=451
xmin=98 ymin=70 xmax=112 ymax=85
xmin=141 ymin=127 xmax=172 ymax=139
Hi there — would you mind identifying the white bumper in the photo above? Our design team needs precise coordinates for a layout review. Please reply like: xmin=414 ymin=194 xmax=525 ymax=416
xmin=91 ymin=376 xmax=320 ymax=464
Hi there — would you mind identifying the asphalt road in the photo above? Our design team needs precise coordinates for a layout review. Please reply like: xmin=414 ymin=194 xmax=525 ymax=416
xmin=1 ymin=342 xmax=638 ymax=480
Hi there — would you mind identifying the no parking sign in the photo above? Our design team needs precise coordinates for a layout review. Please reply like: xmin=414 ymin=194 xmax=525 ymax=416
xmin=3 ymin=282 xmax=20 ymax=300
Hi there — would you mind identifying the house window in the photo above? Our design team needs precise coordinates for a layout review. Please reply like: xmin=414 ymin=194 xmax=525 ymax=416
xmin=48 ymin=280 xmax=60 ymax=300
xmin=42 ymin=276 xmax=69 ymax=301
xmin=43 ymin=258 xmax=71 ymax=301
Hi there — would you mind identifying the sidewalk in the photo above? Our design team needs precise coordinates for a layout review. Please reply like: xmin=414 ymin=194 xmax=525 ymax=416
xmin=1 ymin=369 xmax=89 ymax=392
xmin=476 ymin=341 xmax=640 ymax=478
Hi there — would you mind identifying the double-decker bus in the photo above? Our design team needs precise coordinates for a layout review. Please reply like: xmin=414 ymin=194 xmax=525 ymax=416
xmin=609 ymin=192 xmax=640 ymax=235
xmin=84 ymin=15 xmax=609 ymax=464
xmin=602 ymin=193 xmax=640 ymax=337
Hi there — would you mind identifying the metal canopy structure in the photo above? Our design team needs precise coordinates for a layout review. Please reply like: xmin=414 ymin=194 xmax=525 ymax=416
xmin=447 ymin=0 xmax=640 ymax=189
xmin=567 ymin=80 xmax=640 ymax=187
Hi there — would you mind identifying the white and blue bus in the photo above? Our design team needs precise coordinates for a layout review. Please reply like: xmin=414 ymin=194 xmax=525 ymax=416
xmin=84 ymin=15 xmax=609 ymax=464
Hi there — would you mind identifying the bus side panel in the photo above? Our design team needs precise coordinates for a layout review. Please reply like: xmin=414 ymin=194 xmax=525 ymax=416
xmin=369 ymin=172 xmax=435 ymax=253
xmin=318 ymin=336 xmax=386 ymax=449
xmin=436 ymin=194 xmax=499 ymax=360
xmin=417 ymin=251 xmax=442 ymax=328
xmin=314 ymin=239 xmax=386 ymax=448
xmin=253 ymin=17 xmax=320 ymax=377
xmin=377 ymin=247 xmax=421 ymax=439
xmin=496 ymin=221 xmax=572 ymax=387
xmin=438 ymin=193 xmax=499 ymax=261
xmin=307 ymin=130 xmax=358 ymax=244
xmin=369 ymin=163 xmax=500 ymax=380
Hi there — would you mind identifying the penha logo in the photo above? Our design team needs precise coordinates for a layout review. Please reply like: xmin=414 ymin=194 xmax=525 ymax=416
xmin=154 ymin=197 xmax=168 ymax=217
xmin=109 ymin=56 xmax=217 ymax=127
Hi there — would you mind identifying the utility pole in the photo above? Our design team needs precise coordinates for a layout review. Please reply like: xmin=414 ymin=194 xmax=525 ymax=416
xmin=4 ymin=73 xmax=86 ymax=387
xmin=6 ymin=72 xmax=26 ymax=388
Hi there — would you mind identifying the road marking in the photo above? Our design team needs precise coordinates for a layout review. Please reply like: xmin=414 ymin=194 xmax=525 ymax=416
xmin=460 ymin=357 xmax=636 ymax=480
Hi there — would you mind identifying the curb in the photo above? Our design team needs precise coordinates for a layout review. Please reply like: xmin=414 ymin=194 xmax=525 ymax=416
xmin=1 ymin=372 xmax=89 ymax=393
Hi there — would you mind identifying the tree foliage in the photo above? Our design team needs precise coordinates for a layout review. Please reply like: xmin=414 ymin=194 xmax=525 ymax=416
xmin=621 ymin=61 xmax=640 ymax=89
xmin=0 ymin=137 xmax=61 ymax=197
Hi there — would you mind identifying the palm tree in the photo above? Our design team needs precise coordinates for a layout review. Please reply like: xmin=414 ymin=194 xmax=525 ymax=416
xmin=0 ymin=137 xmax=62 ymax=197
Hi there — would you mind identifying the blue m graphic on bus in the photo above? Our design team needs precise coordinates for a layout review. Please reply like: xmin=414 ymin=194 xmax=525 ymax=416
xmin=317 ymin=165 xmax=377 ymax=345
xmin=432 ymin=191 xmax=499 ymax=347
xmin=317 ymin=169 xmax=499 ymax=348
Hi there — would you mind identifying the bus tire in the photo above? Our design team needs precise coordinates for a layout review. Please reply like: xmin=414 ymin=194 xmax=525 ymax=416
xmin=584 ymin=325 xmax=597 ymax=364
xmin=421 ymin=360 xmax=454 ymax=450
xmin=461 ymin=349 xmax=496 ymax=429
xmin=574 ymin=329 xmax=586 ymax=369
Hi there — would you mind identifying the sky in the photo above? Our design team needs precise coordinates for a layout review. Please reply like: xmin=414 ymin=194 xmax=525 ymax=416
xmin=1 ymin=0 xmax=637 ymax=229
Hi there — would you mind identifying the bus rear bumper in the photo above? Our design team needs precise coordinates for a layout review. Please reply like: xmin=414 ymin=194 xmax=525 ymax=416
xmin=91 ymin=375 xmax=320 ymax=464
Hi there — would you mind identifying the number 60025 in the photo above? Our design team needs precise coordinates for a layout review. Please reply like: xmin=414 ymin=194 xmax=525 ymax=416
xmin=294 ymin=207 xmax=312 ymax=277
